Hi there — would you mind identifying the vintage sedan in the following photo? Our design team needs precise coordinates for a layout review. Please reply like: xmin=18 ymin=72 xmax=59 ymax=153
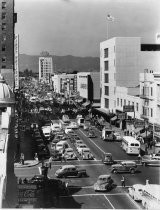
xmin=81 ymin=148 xmax=94 ymax=160
xmin=87 ymin=130 xmax=96 ymax=138
xmin=77 ymin=144 xmax=87 ymax=154
xmin=94 ymin=175 xmax=114 ymax=192
xmin=55 ymin=165 xmax=87 ymax=178
xmin=142 ymin=153 xmax=160 ymax=166
xmin=64 ymin=148 xmax=77 ymax=160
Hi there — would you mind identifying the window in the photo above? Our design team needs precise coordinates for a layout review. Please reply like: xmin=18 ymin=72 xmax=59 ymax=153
xmin=121 ymin=99 xmax=123 ymax=107
xmin=2 ymin=2 xmax=6 ymax=9
xmin=1 ymin=65 xmax=6 ymax=69
xmin=117 ymin=98 xmax=119 ymax=106
xmin=2 ymin=56 xmax=6 ymax=62
xmin=128 ymin=101 xmax=130 ymax=105
xmin=105 ymin=98 xmax=109 ymax=108
xmin=2 ymin=23 xmax=6 ymax=30
xmin=2 ymin=44 xmax=6 ymax=51
xmin=104 ymin=61 xmax=108 ymax=71
xmin=136 ymin=103 xmax=139 ymax=112
xmin=2 ymin=12 xmax=6 ymax=20
xmin=114 ymin=46 xmax=115 ymax=52
xmin=124 ymin=99 xmax=126 ymax=105
xmin=104 ymin=73 xmax=109 ymax=83
xmin=104 ymin=48 xmax=108 ymax=58
xmin=105 ymin=86 xmax=109 ymax=96
xmin=2 ymin=35 xmax=6 ymax=41
xmin=132 ymin=102 xmax=134 ymax=106
xmin=151 ymin=87 xmax=153 ymax=96
xmin=151 ymin=108 xmax=153 ymax=117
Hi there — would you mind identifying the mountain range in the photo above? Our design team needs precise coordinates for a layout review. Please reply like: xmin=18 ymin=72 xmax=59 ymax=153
xmin=19 ymin=54 xmax=100 ymax=73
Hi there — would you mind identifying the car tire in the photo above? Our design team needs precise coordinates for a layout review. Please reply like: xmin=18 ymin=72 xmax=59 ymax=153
xmin=113 ymin=169 xmax=118 ymax=174
xmin=130 ymin=169 xmax=135 ymax=174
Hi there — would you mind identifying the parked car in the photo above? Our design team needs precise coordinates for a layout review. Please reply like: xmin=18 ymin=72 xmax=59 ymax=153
xmin=64 ymin=148 xmax=77 ymax=160
xmin=81 ymin=148 xmax=94 ymax=160
xmin=102 ymin=153 xmax=115 ymax=165
xmin=141 ymin=153 xmax=160 ymax=166
xmin=74 ymin=140 xmax=84 ymax=147
xmin=94 ymin=175 xmax=114 ymax=192
xmin=77 ymin=144 xmax=87 ymax=154
xmin=111 ymin=161 xmax=137 ymax=174
xmin=65 ymin=127 xmax=74 ymax=134
xmin=55 ymin=165 xmax=87 ymax=178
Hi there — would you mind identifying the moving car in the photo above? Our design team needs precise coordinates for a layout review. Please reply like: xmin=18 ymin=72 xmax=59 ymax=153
xmin=111 ymin=161 xmax=137 ymax=174
xmin=102 ymin=153 xmax=115 ymax=165
xmin=87 ymin=130 xmax=96 ymax=138
xmin=55 ymin=165 xmax=87 ymax=178
xmin=64 ymin=148 xmax=77 ymax=160
xmin=141 ymin=153 xmax=160 ymax=166
xmin=113 ymin=132 xmax=122 ymax=141
xmin=81 ymin=148 xmax=94 ymax=160
xmin=94 ymin=175 xmax=114 ymax=192
xmin=69 ymin=122 xmax=78 ymax=129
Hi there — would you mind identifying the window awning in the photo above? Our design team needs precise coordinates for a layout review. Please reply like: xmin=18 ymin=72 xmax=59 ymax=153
xmin=92 ymin=103 xmax=101 ymax=108
xmin=82 ymin=101 xmax=90 ymax=107
xmin=110 ymin=116 xmax=117 ymax=122
xmin=134 ymin=127 xmax=144 ymax=134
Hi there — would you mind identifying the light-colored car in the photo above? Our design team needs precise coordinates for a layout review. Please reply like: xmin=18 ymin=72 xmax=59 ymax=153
xmin=64 ymin=148 xmax=77 ymax=160
xmin=94 ymin=175 xmax=114 ymax=192
xmin=81 ymin=148 xmax=94 ymax=160
xmin=65 ymin=127 xmax=74 ymax=134
xmin=113 ymin=132 xmax=122 ymax=141
xmin=69 ymin=122 xmax=79 ymax=129
xmin=128 ymin=184 xmax=143 ymax=201
xmin=77 ymin=144 xmax=87 ymax=154
xmin=142 ymin=153 xmax=160 ymax=166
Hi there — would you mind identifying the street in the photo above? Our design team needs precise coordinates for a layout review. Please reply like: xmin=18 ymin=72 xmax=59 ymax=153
xmin=15 ymin=116 xmax=159 ymax=209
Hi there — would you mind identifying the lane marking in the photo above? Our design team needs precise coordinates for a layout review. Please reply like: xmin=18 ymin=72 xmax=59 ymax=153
xmin=126 ymin=194 xmax=141 ymax=209
xmin=38 ymin=167 xmax=41 ymax=175
xmin=60 ymin=192 xmax=127 ymax=198
xmin=79 ymin=129 xmax=105 ymax=154
xmin=104 ymin=194 xmax=115 ymax=209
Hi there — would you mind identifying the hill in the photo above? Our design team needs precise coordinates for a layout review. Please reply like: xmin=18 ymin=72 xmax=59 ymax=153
xmin=19 ymin=54 xmax=100 ymax=73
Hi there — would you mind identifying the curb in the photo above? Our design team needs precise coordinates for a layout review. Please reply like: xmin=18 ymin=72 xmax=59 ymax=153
xmin=14 ymin=161 xmax=40 ymax=168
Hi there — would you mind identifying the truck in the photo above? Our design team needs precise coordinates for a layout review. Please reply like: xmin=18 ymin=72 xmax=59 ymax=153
xmin=76 ymin=115 xmax=85 ymax=127
xmin=101 ymin=127 xmax=114 ymax=141
xmin=128 ymin=183 xmax=160 ymax=209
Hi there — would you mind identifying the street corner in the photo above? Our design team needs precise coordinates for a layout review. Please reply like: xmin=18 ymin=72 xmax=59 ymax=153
xmin=14 ymin=160 xmax=40 ymax=168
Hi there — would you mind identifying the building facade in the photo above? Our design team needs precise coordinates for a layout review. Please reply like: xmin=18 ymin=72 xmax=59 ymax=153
xmin=39 ymin=56 xmax=53 ymax=83
xmin=51 ymin=73 xmax=77 ymax=97
xmin=77 ymin=72 xmax=100 ymax=102
xmin=100 ymin=37 xmax=160 ymax=113
xmin=14 ymin=34 xmax=19 ymax=90
xmin=0 ymin=0 xmax=17 ymax=88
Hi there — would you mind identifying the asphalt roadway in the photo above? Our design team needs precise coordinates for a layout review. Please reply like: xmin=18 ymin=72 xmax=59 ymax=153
xmin=15 ymin=120 xmax=160 ymax=209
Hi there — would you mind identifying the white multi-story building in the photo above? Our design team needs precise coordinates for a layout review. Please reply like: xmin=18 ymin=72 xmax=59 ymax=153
xmin=39 ymin=56 xmax=53 ymax=83
xmin=140 ymin=70 xmax=160 ymax=141
xmin=51 ymin=73 xmax=77 ymax=97
xmin=100 ymin=37 xmax=160 ymax=113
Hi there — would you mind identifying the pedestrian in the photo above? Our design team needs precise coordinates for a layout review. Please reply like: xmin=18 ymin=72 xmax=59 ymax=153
xmin=121 ymin=176 xmax=125 ymax=187
xmin=65 ymin=181 xmax=69 ymax=195
xmin=48 ymin=156 xmax=53 ymax=169
xmin=138 ymin=153 xmax=142 ymax=163
xmin=20 ymin=153 xmax=24 ymax=165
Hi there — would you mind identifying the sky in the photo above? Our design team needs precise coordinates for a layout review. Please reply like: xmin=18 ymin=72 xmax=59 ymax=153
xmin=15 ymin=0 xmax=160 ymax=57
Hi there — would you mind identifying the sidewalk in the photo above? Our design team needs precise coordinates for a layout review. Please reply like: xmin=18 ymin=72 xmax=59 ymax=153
xmin=14 ymin=160 xmax=39 ymax=168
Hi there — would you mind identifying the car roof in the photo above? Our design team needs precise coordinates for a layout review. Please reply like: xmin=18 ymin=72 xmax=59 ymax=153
xmin=61 ymin=165 xmax=75 ymax=169
xmin=98 ymin=175 xmax=111 ymax=179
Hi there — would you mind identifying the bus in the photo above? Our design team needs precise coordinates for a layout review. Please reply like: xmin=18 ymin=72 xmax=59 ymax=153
xmin=121 ymin=136 xmax=140 ymax=155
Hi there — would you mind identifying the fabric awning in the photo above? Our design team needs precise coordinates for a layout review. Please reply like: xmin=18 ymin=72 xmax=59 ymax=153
xmin=110 ymin=116 xmax=117 ymax=122
xmin=134 ymin=127 xmax=144 ymax=134
xmin=92 ymin=103 xmax=101 ymax=108
xmin=82 ymin=101 xmax=90 ymax=107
